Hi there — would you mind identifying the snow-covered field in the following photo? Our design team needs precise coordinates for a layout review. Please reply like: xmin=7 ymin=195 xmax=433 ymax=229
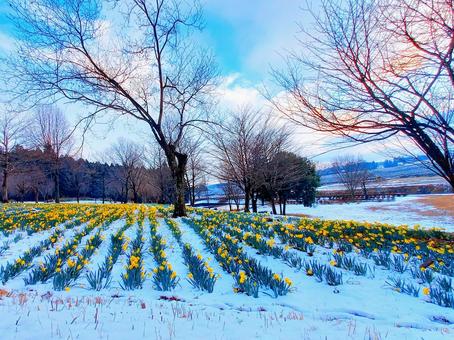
xmin=0 ymin=204 xmax=453 ymax=339
xmin=248 ymin=194 xmax=454 ymax=231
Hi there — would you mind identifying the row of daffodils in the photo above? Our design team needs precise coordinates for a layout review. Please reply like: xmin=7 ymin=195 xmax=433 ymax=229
xmin=0 ymin=203 xmax=453 ymax=308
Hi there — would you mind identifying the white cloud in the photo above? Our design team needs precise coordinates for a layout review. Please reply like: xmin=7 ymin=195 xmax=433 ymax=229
xmin=215 ymin=73 xmax=265 ymax=109
xmin=0 ymin=32 xmax=16 ymax=56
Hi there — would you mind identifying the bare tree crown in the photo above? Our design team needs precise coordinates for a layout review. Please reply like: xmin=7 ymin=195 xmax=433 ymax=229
xmin=271 ymin=0 xmax=454 ymax=189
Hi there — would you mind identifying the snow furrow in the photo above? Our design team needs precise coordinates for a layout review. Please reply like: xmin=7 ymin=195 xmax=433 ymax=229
xmin=155 ymin=218 xmax=190 ymax=290
xmin=176 ymin=218 xmax=236 ymax=295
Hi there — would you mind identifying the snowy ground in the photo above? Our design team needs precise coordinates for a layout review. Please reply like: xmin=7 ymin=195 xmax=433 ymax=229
xmin=1 ymin=211 xmax=453 ymax=339
xmin=1 ymin=289 xmax=452 ymax=340
xmin=240 ymin=194 xmax=454 ymax=231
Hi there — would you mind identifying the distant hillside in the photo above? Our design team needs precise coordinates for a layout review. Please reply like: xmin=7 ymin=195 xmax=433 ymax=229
xmin=318 ymin=156 xmax=436 ymax=186
xmin=201 ymin=156 xmax=448 ymax=200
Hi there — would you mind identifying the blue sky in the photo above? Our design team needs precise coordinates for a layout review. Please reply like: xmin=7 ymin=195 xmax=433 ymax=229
xmin=0 ymin=1 xmax=389 ymax=162
xmin=202 ymin=0 xmax=314 ymax=82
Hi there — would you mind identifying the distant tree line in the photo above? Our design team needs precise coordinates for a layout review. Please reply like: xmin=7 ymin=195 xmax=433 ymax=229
xmin=4 ymin=145 xmax=177 ymax=204
xmin=0 ymin=105 xmax=177 ymax=204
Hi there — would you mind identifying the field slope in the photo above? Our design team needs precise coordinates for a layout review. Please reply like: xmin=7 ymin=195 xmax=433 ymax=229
xmin=0 ymin=204 xmax=453 ymax=339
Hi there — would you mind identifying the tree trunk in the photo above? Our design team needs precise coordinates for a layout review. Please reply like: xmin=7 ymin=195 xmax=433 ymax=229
xmin=270 ymin=197 xmax=277 ymax=214
xmin=244 ymin=187 xmax=250 ymax=212
xmin=191 ymin=178 xmax=195 ymax=206
xmin=251 ymin=192 xmax=258 ymax=213
xmin=172 ymin=158 xmax=187 ymax=217
xmin=406 ymin=123 xmax=454 ymax=192
xmin=132 ymin=185 xmax=139 ymax=203
xmin=34 ymin=188 xmax=39 ymax=203
xmin=102 ymin=176 xmax=105 ymax=204
xmin=166 ymin=147 xmax=188 ymax=217
xmin=54 ymin=170 xmax=60 ymax=203
xmin=2 ymin=168 xmax=8 ymax=203
xmin=124 ymin=179 xmax=128 ymax=203
xmin=362 ymin=181 xmax=368 ymax=199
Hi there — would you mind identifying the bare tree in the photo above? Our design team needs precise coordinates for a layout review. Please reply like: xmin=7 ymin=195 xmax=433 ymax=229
xmin=182 ymin=135 xmax=207 ymax=206
xmin=29 ymin=105 xmax=73 ymax=203
xmin=28 ymin=166 xmax=49 ymax=203
xmin=109 ymin=139 xmax=144 ymax=203
xmin=271 ymin=0 xmax=454 ymax=191
xmin=332 ymin=155 xmax=370 ymax=200
xmin=222 ymin=181 xmax=242 ymax=211
xmin=145 ymin=143 xmax=175 ymax=204
xmin=65 ymin=158 xmax=91 ymax=203
xmin=130 ymin=165 xmax=148 ymax=203
xmin=8 ymin=0 xmax=217 ymax=216
xmin=212 ymin=107 xmax=289 ymax=212
xmin=0 ymin=105 xmax=24 ymax=202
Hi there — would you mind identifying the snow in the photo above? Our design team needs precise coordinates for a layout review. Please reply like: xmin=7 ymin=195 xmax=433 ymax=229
xmin=241 ymin=195 xmax=454 ymax=231
xmin=1 ymin=213 xmax=453 ymax=339
xmin=82 ymin=219 xmax=126 ymax=274
xmin=176 ymin=218 xmax=236 ymax=295
xmin=0 ymin=292 xmax=451 ymax=340
xmin=109 ymin=222 xmax=138 ymax=288
xmin=154 ymin=218 xmax=191 ymax=290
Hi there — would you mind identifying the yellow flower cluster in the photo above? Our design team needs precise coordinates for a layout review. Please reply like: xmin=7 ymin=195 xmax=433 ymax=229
xmin=128 ymin=255 xmax=140 ymax=270
xmin=239 ymin=271 xmax=247 ymax=284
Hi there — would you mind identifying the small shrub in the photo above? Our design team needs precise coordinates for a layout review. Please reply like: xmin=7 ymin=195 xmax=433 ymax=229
xmin=391 ymin=255 xmax=408 ymax=273
xmin=411 ymin=267 xmax=435 ymax=284
xmin=324 ymin=267 xmax=343 ymax=286
xmin=152 ymin=265 xmax=179 ymax=291
xmin=429 ymin=287 xmax=454 ymax=308
xmin=353 ymin=262 xmax=369 ymax=276
xmin=234 ymin=271 xmax=259 ymax=298
xmin=385 ymin=276 xmax=419 ymax=297
xmin=310 ymin=260 xmax=326 ymax=282
xmin=86 ymin=268 xmax=112 ymax=291
xmin=436 ymin=276 xmax=452 ymax=292
xmin=372 ymin=251 xmax=391 ymax=269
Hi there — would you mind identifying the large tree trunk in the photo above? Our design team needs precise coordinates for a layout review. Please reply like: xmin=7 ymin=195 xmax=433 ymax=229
xmin=407 ymin=123 xmax=454 ymax=192
xmin=243 ymin=185 xmax=251 ymax=212
xmin=2 ymin=168 xmax=8 ymax=203
xmin=172 ymin=159 xmax=187 ymax=217
xmin=166 ymin=147 xmax=188 ymax=217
